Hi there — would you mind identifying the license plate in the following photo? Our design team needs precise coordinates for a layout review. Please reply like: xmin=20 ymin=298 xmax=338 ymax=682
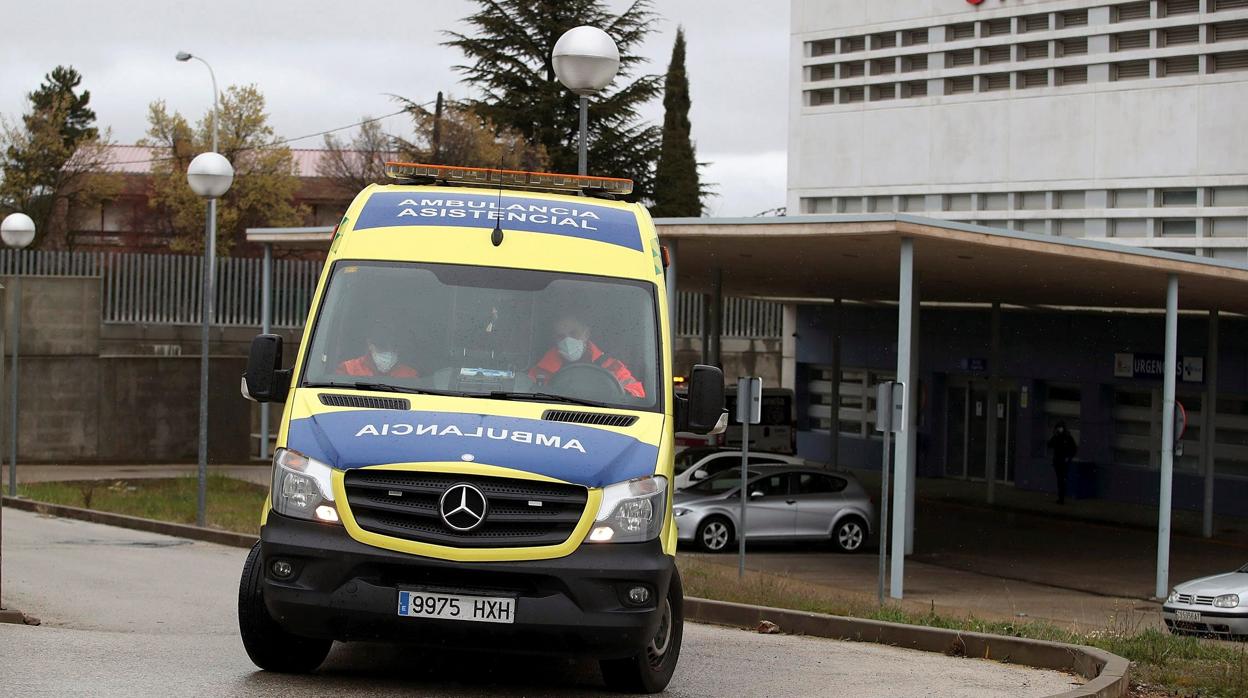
xmin=397 ymin=590 xmax=515 ymax=624
xmin=1176 ymin=610 xmax=1201 ymax=622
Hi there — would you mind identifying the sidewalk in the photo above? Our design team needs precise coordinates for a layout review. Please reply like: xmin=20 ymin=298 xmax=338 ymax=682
xmin=686 ymin=548 xmax=1160 ymax=633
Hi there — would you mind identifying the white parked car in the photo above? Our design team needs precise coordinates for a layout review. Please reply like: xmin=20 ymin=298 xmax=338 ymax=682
xmin=672 ymin=447 xmax=806 ymax=491
xmin=1162 ymin=563 xmax=1248 ymax=640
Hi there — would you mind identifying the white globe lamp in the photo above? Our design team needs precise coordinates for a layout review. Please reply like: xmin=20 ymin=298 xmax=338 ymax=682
xmin=0 ymin=213 xmax=36 ymax=249
xmin=186 ymin=152 xmax=234 ymax=199
xmin=552 ymin=26 xmax=620 ymax=96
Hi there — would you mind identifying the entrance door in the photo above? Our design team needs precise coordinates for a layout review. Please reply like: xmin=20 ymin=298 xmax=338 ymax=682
xmin=944 ymin=381 xmax=1018 ymax=483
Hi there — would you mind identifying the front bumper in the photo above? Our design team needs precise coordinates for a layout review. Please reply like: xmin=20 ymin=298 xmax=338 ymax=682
xmin=259 ymin=512 xmax=675 ymax=659
xmin=1162 ymin=605 xmax=1248 ymax=637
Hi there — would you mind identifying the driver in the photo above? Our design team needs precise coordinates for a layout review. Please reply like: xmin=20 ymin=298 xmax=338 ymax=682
xmin=529 ymin=314 xmax=645 ymax=399
xmin=336 ymin=322 xmax=419 ymax=379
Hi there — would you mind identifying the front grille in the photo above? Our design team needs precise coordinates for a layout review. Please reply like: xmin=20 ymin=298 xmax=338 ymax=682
xmin=343 ymin=470 xmax=588 ymax=548
xmin=1175 ymin=594 xmax=1216 ymax=606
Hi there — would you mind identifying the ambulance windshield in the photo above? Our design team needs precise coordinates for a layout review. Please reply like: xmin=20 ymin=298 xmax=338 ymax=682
xmin=301 ymin=260 xmax=661 ymax=411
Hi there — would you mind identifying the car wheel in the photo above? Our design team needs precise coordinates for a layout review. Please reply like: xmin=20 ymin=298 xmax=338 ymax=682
xmin=600 ymin=570 xmax=683 ymax=694
xmin=696 ymin=517 xmax=733 ymax=553
xmin=832 ymin=517 xmax=867 ymax=553
xmin=238 ymin=542 xmax=333 ymax=673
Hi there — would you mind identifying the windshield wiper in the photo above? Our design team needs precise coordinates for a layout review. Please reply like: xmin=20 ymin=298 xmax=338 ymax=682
xmin=304 ymin=381 xmax=462 ymax=397
xmin=487 ymin=390 xmax=613 ymax=409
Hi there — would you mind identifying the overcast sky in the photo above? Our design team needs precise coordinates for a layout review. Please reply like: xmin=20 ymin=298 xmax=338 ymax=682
xmin=1 ymin=1 xmax=789 ymax=217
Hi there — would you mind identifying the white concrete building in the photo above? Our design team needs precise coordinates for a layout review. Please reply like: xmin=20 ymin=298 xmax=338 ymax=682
xmin=788 ymin=0 xmax=1248 ymax=261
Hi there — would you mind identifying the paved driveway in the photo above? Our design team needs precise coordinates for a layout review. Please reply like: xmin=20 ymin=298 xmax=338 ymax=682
xmin=0 ymin=509 xmax=1079 ymax=697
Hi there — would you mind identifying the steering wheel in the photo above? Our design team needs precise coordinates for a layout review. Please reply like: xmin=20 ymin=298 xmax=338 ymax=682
xmin=547 ymin=363 xmax=626 ymax=402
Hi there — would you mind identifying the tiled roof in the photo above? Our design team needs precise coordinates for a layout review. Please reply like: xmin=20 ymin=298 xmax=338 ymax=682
xmin=99 ymin=144 xmax=341 ymax=178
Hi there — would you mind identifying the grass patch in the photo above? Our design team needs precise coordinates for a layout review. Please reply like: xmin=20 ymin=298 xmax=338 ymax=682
xmin=678 ymin=555 xmax=1248 ymax=697
xmin=19 ymin=476 xmax=268 ymax=535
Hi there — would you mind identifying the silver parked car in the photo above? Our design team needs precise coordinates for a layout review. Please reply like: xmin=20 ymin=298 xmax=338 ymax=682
xmin=1162 ymin=563 xmax=1248 ymax=640
xmin=673 ymin=465 xmax=875 ymax=554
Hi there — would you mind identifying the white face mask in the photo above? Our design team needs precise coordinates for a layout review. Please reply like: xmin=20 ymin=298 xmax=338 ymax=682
xmin=371 ymin=350 xmax=398 ymax=373
xmin=557 ymin=336 xmax=585 ymax=362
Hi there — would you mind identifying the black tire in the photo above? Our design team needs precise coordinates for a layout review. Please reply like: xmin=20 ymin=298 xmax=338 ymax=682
xmin=695 ymin=516 xmax=734 ymax=553
xmin=832 ymin=516 xmax=867 ymax=553
xmin=600 ymin=569 xmax=684 ymax=694
xmin=238 ymin=542 xmax=332 ymax=673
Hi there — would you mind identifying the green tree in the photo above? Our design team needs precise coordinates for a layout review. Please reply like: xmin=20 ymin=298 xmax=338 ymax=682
xmin=444 ymin=0 xmax=661 ymax=200
xmin=0 ymin=66 xmax=120 ymax=249
xmin=141 ymin=85 xmax=304 ymax=255
xmin=650 ymin=28 xmax=704 ymax=218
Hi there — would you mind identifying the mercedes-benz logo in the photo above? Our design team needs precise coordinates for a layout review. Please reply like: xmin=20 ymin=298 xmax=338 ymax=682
xmin=439 ymin=483 xmax=489 ymax=532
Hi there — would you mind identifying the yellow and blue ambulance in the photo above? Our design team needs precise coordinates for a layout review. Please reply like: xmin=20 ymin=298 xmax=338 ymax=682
xmin=239 ymin=163 xmax=725 ymax=693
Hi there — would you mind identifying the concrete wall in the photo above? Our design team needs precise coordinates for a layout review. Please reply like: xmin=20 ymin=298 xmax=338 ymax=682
xmin=793 ymin=302 xmax=1248 ymax=516
xmin=3 ymin=276 xmax=252 ymax=463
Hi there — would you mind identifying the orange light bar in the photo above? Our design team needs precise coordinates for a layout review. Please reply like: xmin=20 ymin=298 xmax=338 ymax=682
xmin=384 ymin=162 xmax=633 ymax=196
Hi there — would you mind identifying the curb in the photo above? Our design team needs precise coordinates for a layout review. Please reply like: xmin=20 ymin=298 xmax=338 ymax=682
xmin=1 ymin=496 xmax=258 ymax=549
xmin=683 ymin=598 xmax=1130 ymax=698
xmin=6 ymin=496 xmax=1129 ymax=697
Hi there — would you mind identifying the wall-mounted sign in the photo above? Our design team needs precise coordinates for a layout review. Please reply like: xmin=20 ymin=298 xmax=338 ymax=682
xmin=1113 ymin=352 xmax=1204 ymax=383
xmin=959 ymin=357 xmax=987 ymax=372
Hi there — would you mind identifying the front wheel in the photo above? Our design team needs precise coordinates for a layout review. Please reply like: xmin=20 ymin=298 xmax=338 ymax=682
xmin=238 ymin=542 xmax=333 ymax=673
xmin=600 ymin=570 xmax=684 ymax=694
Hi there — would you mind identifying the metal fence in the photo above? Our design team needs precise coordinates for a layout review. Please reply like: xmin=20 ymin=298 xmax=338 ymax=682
xmin=0 ymin=249 xmax=782 ymax=337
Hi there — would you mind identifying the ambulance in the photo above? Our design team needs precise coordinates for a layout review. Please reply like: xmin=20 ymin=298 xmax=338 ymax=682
xmin=239 ymin=163 xmax=725 ymax=693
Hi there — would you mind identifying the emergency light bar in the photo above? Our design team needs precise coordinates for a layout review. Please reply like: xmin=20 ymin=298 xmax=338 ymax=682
xmin=384 ymin=162 xmax=633 ymax=196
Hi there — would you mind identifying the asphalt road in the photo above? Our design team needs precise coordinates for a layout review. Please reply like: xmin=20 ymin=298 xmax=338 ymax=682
xmin=0 ymin=509 xmax=1080 ymax=697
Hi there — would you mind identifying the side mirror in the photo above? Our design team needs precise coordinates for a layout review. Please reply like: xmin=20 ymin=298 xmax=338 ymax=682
xmin=692 ymin=469 xmax=708 ymax=480
xmin=749 ymin=490 xmax=766 ymax=499
xmin=244 ymin=334 xmax=291 ymax=403
xmin=676 ymin=364 xmax=725 ymax=435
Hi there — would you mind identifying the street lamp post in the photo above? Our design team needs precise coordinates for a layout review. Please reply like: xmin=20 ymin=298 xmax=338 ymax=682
xmin=0 ymin=213 xmax=35 ymax=498
xmin=186 ymin=153 xmax=233 ymax=527
xmin=552 ymin=26 xmax=620 ymax=176
xmin=179 ymin=51 xmax=231 ymax=528
xmin=176 ymin=52 xmax=220 ymax=152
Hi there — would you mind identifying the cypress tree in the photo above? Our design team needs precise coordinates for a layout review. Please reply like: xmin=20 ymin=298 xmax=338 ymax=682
xmin=651 ymin=28 xmax=702 ymax=218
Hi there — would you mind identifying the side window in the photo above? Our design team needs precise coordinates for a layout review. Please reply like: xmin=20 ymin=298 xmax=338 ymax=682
xmin=797 ymin=473 xmax=847 ymax=494
xmin=704 ymin=459 xmax=737 ymax=476
xmin=749 ymin=456 xmax=784 ymax=465
xmin=747 ymin=474 xmax=790 ymax=497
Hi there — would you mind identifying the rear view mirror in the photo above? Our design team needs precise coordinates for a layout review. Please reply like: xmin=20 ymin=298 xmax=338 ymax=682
xmin=244 ymin=334 xmax=291 ymax=403
xmin=676 ymin=364 xmax=725 ymax=435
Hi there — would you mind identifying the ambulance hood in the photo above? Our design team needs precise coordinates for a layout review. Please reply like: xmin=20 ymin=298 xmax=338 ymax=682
xmin=285 ymin=408 xmax=660 ymax=489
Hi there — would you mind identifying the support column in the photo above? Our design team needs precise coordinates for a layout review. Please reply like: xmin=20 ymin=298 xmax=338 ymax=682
xmin=986 ymin=302 xmax=1001 ymax=505
xmin=1156 ymin=273 xmax=1179 ymax=600
xmin=665 ymin=240 xmax=678 ymax=361
xmin=890 ymin=238 xmax=917 ymax=599
xmin=259 ymin=243 xmax=273 ymax=461
xmin=708 ymin=267 xmax=723 ymax=369
xmin=830 ymin=299 xmax=842 ymax=468
xmin=904 ymin=290 xmax=919 ymax=556
xmin=1202 ymin=309 xmax=1219 ymax=538
xmin=780 ymin=303 xmax=797 ymax=391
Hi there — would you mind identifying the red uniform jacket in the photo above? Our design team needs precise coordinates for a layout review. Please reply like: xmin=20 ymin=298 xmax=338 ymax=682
xmin=528 ymin=341 xmax=646 ymax=399
xmin=335 ymin=354 xmax=420 ymax=378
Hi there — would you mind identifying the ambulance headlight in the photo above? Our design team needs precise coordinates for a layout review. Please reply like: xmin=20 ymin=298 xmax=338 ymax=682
xmin=588 ymin=475 xmax=667 ymax=544
xmin=271 ymin=448 xmax=339 ymax=524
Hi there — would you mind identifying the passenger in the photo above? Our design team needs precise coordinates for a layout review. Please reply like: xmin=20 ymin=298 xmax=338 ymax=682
xmin=529 ymin=314 xmax=645 ymax=399
xmin=1047 ymin=421 xmax=1078 ymax=505
xmin=336 ymin=325 xmax=419 ymax=379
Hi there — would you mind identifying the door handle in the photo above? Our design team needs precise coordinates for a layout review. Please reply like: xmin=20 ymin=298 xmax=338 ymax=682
xmin=785 ymin=499 xmax=796 ymax=505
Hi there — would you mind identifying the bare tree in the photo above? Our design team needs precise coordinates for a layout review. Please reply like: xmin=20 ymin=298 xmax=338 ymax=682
xmin=317 ymin=118 xmax=395 ymax=198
